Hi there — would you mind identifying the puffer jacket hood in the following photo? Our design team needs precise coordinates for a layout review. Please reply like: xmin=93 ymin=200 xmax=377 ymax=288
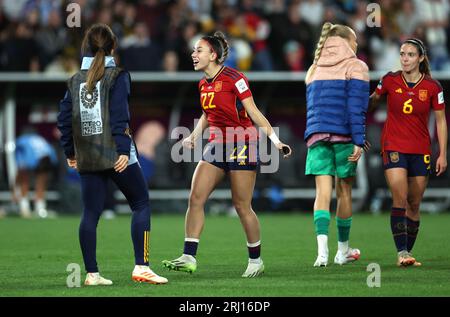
xmin=317 ymin=36 xmax=355 ymax=67
xmin=304 ymin=35 xmax=369 ymax=147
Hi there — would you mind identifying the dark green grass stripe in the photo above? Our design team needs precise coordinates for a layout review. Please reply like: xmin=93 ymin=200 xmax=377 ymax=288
xmin=1 ymin=213 xmax=450 ymax=297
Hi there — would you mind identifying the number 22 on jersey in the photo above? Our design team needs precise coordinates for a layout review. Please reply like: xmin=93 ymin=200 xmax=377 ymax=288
xmin=201 ymin=92 xmax=216 ymax=110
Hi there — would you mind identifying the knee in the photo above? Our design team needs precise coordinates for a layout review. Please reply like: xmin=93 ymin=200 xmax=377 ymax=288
xmin=232 ymin=200 xmax=251 ymax=215
xmin=80 ymin=212 xmax=101 ymax=231
xmin=336 ymin=186 xmax=352 ymax=200
xmin=130 ymin=198 xmax=150 ymax=213
xmin=336 ymin=178 xmax=352 ymax=196
xmin=189 ymin=192 xmax=206 ymax=209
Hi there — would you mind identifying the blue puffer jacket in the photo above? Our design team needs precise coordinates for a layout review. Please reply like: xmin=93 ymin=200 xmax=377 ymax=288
xmin=304 ymin=36 xmax=369 ymax=146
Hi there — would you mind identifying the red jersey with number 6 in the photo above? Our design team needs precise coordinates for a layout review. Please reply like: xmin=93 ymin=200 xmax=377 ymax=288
xmin=198 ymin=66 xmax=257 ymax=143
xmin=375 ymin=71 xmax=445 ymax=155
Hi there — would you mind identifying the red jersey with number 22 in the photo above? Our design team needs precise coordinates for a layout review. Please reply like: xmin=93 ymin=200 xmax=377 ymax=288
xmin=198 ymin=66 xmax=257 ymax=143
xmin=375 ymin=71 xmax=445 ymax=155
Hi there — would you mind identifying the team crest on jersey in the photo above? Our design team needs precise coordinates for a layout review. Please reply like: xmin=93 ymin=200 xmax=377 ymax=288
xmin=390 ymin=152 xmax=399 ymax=163
xmin=201 ymin=85 xmax=205 ymax=91
xmin=395 ymin=88 xmax=402 ymax=93
xmin=419 ymin=90 xmax=428 ymax=101
xmin=214 ymin=81 xmax=222 ymax=92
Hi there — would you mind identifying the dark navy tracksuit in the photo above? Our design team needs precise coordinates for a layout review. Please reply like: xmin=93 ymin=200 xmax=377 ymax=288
xmin=57 ymin=57 xmax=150 ymax=272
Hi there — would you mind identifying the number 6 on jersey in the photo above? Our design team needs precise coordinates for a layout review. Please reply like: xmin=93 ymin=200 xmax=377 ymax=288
xmin=403 ymin=98 xmax=413 ymax=114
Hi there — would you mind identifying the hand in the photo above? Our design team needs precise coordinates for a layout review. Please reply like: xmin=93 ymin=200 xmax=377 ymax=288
xmin=182 ymin=136 xmax=195 ymax=149
xmin=348 ymin=145 xmax=362 ymax=162
xmin=276 ymin=142 xmax=292 ymax=158
xmin=67 ymin=158 xmax=77 ymax=169
xmin=436 ymin=155 xmax=447 ymax=176
xmin=363 ymin=140 xmax=371 ymax=153
xmin=114 ymin=155 xmax=129 ymax=173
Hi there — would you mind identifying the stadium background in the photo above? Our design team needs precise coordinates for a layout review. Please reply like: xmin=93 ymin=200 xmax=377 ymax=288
xmin=1 ymin=0 xmax=449 ymax=214
xmin=1 ymin=0 xmax=450 ymax=298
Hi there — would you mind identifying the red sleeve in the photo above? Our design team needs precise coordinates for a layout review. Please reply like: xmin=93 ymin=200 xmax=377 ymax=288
xmin=375 ymin=75 xmax=389 ymax=95
xmin=232 ymin=75 xmax=253 ymax=101
xmin=432 ymin=82 xmax=446 ymax=111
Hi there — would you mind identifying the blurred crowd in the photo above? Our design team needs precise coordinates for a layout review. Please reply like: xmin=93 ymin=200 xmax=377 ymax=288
xmin=1 ymin=0 xmax=450 ymax=73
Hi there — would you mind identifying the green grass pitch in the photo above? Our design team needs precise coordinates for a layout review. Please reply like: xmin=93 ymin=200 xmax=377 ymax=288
xmin=1 ymin=213 xmax=450 ymax=297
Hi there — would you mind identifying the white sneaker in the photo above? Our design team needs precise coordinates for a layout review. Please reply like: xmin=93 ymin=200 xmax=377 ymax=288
xmin=162 ymin=254 xmax=197 ymax=273
xmin=132 ymin=265 xmax=168 ymax=284
xmin=20 ymin=209 xmax=33 ymax=219
xmin=102 ymin=209 xmax=116 ymax=220
xmin=314 ymin=234 xmax=328 ymax=267
xmin=334 ymin=248 xmax=361 ymax=265
xmin=35 ymin=200 xmax=48 ymax=218
xmin=19 ymin=198 xmax=32 ymax=219
xmin=84 ymin=272 xmax=113 ymax=286
xmin=36 ymin=208 xmax=48 ymax=218
xmin=242 ymin=259 xmax=264 ymax=278
xmin=313 ymin=254 xmax=328 ymax=267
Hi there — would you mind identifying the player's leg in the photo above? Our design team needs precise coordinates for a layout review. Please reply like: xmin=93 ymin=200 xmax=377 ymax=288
xmin=34 ymin=171 xmax=48 ymax=217
xmin=229 ymin=170 xmax=264 ymax=277
xmin=79 ymin=172 xmax=112 ymax=285
xmin=406 ymin=175 xmax=428 ymax=266
xmin=111 ymin=162 xmax=167 ymax=284
xmin=383 ymin=151 xmax=414 ymax=266
xmin=16 ymin=169 xmax=31 ymax=218
xmin=334 ymin=177 xmax=360 ymax=265
xmin=162 ymin=160 xmax=225 ymax=273
xmin=34 ymin=156 xmax=52 ymax=218
xmin=306 ymin=142 xmax=334 ymax=267
xmin=312 ymin=176 xmax=333 ymax=266
xmin=334 ymin=143 xmax=360 ymax=265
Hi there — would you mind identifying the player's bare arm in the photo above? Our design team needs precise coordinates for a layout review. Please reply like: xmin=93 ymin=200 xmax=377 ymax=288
xmin=435 ymin=109 xmax=448 ymax=176
xmin=183 ymin=113 xmax=209 ymax=149
xmin=368 ymin=91 xmax=382 ymax=112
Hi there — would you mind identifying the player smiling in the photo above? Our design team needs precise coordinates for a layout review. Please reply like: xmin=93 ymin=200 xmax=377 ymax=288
xmin=163 ymin=31 xmax=291 ymax=278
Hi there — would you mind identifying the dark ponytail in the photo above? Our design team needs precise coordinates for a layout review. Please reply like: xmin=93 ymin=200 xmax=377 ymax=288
xmin=202 ymin=31 xmax=230 ymax=65
xmin=404 ymin=38 xmax=431 ymax=76
xmin=81 ymin=23 xmax=117 ymax=92
xmin=419 ymin=55 xmax=431 ymax=76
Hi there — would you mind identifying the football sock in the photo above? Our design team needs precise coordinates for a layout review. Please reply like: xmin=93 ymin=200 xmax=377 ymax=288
xmin=390 ymin=207 xmax=407 ymax=252
xmin=314 ymin=210 xmax=330 ymax=235
xmin=406 ymin=217 xmax=420 ymax=252
xmin=317 ymin=234 xmax=328 ymax=256
xmin=247 ymin=240 xmax=261 ymax=259
xmin=336 ymin=216 xmax=352 ymax=253
xmin=131 ymin=201 xmax=151 ymax=266
xmin=183 ymin=238 xmax=199 ymax=257
xmin=79 ymin=211 xmax=101 ymax=273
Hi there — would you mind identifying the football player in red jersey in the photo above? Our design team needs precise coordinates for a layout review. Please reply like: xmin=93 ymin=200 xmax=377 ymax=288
xmin=163 ymin=31 xmax=291 ymax=277
xmin=371 ymin=38 xmax=447 ymax=267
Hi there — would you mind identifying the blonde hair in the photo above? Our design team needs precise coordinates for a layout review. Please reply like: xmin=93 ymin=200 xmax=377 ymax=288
xmin=306 ymin=22 xmax=355 ymax=82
